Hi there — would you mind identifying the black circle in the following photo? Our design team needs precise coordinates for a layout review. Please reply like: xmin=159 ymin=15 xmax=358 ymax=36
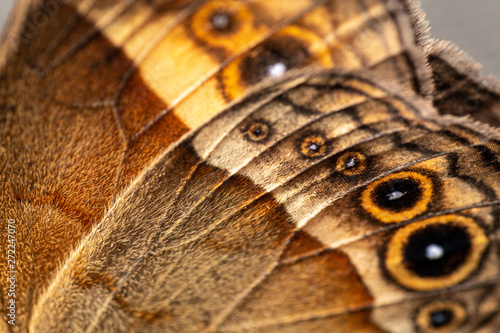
xmin=372 ymin=177 xmax=423 ymax=212
xmin=403 ymin=224 xmax=472 ymax=277
xmin=430 ymin=309 xmax=454 ymax=328
xmin=239 ymin=36 xmax=309 ymax=85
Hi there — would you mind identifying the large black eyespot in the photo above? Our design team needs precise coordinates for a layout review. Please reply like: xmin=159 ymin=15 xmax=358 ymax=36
xmin=385 ymin=215 xmax=488 ymax=291
xmin=415 ymin=301 xmax=467 ymax=332
xmin=404 ymin=224 xmax=471 ymax=278
xmin=361 ymin=171 xmax=433 ymax=223
xmin=220 ymin=26 xmax=333 ymax=101
xmin=239 ymin=35 xmax=309 ymax=86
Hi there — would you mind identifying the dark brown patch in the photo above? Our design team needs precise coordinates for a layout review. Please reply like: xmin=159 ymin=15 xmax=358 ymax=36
xmin=429 ymin=54 xmax=500 ymax=127
xmin=117 ymin=69 xmax=170 ymax=138
xmin=200 ymin=192 xmax=295 ymax=255
xmin=19 ymin=1 xmax=87 ymax=64
xmin=118 ymin=112 xmax=190 ymax=192
xmin=171 ymin=172 xmax=271 ymax=245
xmin=150 ymin=160 xmax=231 ymax=239
xmin=44 ymin=21 xmax=132 ymax=105
xmin=279 ymin=230 xmax=325 ymax=263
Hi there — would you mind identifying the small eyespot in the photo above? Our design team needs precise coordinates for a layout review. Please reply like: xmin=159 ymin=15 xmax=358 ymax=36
xmin=335 ymin=151 xmax=367 ymax=176
xmin=385 ymin=214 xmax=488 ymax=291
xmin=189 ymin=0 xmax=260 ymax=54
xmin=361 ymin=171 xmax=433 ymax=223
xmin=415 ymin=301 xmax=467 ymax=332
xmin=299 ymin=134 xmax=327 ymax=158
xmin=243 ymin=121 xmax=270 ymax=143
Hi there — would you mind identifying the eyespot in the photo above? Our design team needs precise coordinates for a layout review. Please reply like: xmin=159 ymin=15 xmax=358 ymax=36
xmin=361 ymin=171 xmax=433 ymax=223
xmin=189 ymin=0 xmax=261 ymax=54
xmin=415 ymin=301 xmax=467 ymax=332
xmin=243 ymin=121 xmax=270 ymax=143
xmin=220 ymin=25 xmax=333 ymax=100
xmin=238 ymin=35 xmax=308 ymax=83
xmin=335 ymin=151 xmax=367 ymax=176
xmin=385 ymin=215 xmax=488 ymax=291
xmin=299 ymin=134 xmax=327 ymax=158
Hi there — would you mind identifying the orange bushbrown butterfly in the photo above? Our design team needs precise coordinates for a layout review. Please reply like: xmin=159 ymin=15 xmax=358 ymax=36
xmin=1 ymin=0 xmax=500 ymax=332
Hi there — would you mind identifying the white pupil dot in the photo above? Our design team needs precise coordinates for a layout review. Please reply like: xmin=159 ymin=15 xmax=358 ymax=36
xmin=267 ymin=62 xmax=287 ymax=78
xmin=387 ymin=191 xmax=405 ymax=200
xmin=425 ymin=243 xmax=444 ymax=260
xmin=212 ymin=14 xmax=230 ymax=29
xmin=346 ymin=159 xmax=357 ymax=168
xmin=309 ymin=143 xmax=318 ymax=151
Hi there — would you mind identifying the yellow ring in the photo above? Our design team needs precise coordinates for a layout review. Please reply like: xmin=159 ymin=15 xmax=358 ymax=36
xmin=190 ymin=0 xmax=261 ymax=54
xmin=300 ymin=135 xmax=326 ymax=158
xmin=415 ymin=300 xmax=467 ymax=332
xmin=385 ymin=215 xmax=488 ymax=291
xmin=361 ymin=171 xmax=433 ymax=223
xmin=244 ymin=121 xmax=269 ymax=142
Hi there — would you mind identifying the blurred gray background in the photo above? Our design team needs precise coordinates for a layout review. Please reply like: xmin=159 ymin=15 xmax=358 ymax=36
xmin=0 ymin=0 xmax=499 ymax=76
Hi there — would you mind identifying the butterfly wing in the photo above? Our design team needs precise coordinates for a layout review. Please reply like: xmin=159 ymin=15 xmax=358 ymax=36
xmin=30 ymin=73 xmax=500 ymax=332
xmin=2 ymin=0 xmax=500 ymax=332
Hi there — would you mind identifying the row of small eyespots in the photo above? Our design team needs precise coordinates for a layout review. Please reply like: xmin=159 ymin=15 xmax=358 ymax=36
xmin=242 ymin=122 xmax=368 ymax=172
xmin=241 ymin=112 xmax=384 ymax=185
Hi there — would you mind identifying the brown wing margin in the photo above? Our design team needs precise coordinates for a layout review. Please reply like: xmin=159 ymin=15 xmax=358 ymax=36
xmin=428 ymin=40 xmax=500 ymax=128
